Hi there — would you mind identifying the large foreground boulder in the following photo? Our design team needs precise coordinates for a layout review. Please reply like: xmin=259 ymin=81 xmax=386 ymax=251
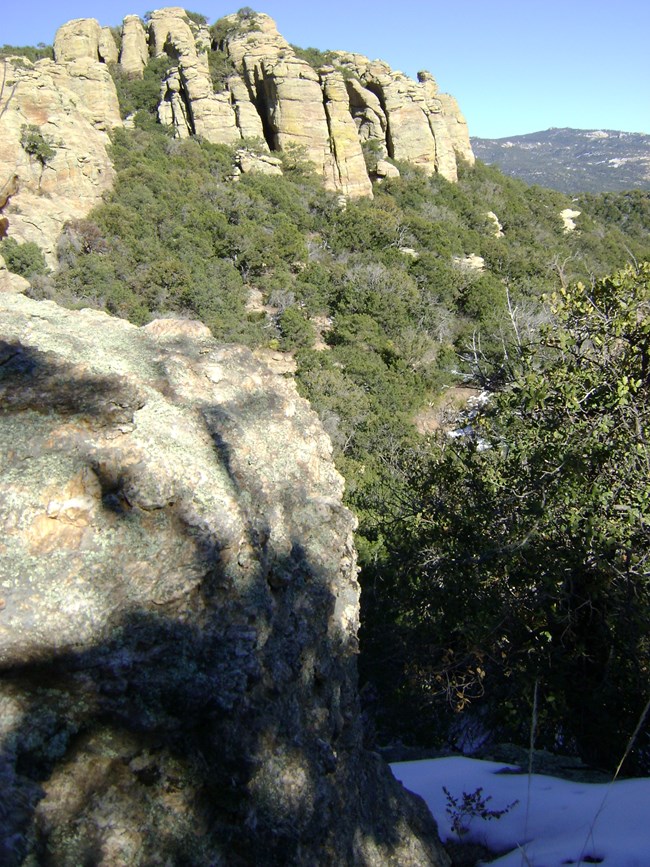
xmin=0 ymin=293 xmax=448 ymax=866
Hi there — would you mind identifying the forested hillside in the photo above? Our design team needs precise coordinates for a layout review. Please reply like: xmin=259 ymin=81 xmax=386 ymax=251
xmin=3 ymin=21 xmax=650 ymax=776
xmin=471 ymin=127 xmax=650 ymax=193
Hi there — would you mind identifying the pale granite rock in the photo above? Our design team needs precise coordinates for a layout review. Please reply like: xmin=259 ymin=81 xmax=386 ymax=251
xmin=375 ymin=159 xmax=401 ymax=180
xmin=150 ymin=7 xmax=240 ymax=144
xmin=332 ymin=52 xmax=474 ymax=181
xmin=437 ymin=92 xmax=475 ymax=166
xmin=99 ymin=27 xmax=119 ymax=64
xmin=0 ymin=255 xmax=30 ymax=294
xmin=487 ymin=211 xmax=504 ymax=237
xmin=236 ymin=148 xmax=283 ymax=176
xmin=221 ymin=13 xmax=371 ymax=196
xmin=321 ymin=66 xmax=373 ymax=198
xmin=0 ymin=293 xmax=450 ymax=867
xmin=561 ymin=208 xmax=581 ymax=232
xmin=53 ymin=18 xmax=102 ymax=63
xmin=119 ymin=15 xmax=149 ymax=79
xmin=0 ymin=56 xmax=120 ymax=263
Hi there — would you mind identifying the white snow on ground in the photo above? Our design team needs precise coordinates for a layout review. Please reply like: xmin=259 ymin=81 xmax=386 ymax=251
xmin=391 ymin=756 xmax=650 ymax=866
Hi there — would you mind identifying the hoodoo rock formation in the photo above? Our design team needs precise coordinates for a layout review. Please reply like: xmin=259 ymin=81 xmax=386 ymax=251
xmin=0 ymin=7 xmax=474 ymax=255
xmin=0 ymin=291 xmax=449 ymax=865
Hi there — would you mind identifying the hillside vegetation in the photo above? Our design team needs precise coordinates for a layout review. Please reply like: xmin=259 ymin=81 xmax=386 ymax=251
xmin=4 ymin=33 xmax=650 ymax=774
xmin=472 ymin=127 xmax=650 ymax=194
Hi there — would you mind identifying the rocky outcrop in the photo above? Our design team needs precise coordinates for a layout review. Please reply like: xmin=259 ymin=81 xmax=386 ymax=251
xmin=331 ymin=53 xmax=473 ymax=181
xmin=321 ymin=66 xmax=374 ymax=198
xmin=1 ymin=6 xmax=475 ymax=256
xmin=119 ymin=15 xmax=149 ymax=78
xmin=346 ymin=77 xmax=388 ymax=157
xmin=53 ymin=17 xmax=119 ymax=66
xmin=150 ymin=7 xmax=241 ymax=144
xmin=437 ymin=91 xmax=475 ymax=167
xmin=99 ymin=27 xmax=119 ymax=64
xmin=226 ymin=71 xmax=267 ymax=141
xmin=53 ymin=18 xmax=102 ymax=63
xmin=561 ymin=207 xmax=581 ymax=233
xmin=220 ymin=15 xmax=335 ymax=177
xmin=0 ymin=53 xmax=120 ymax=263
xmin=375 ymin=159 xmax=401 ymax=180
xmin=453 ymin=253 xmax=486 ymax=272
xmin=486 ymin=210 xmax=504 ymax=237
xmin=235 ymin=148 xmax=283 ymax=176
xmin=219 ymin=12 xmax=372 ymax=198
xmin=0 ymin=293 xmax=449 ymax=867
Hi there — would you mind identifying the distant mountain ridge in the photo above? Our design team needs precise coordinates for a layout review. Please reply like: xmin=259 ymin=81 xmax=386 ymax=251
xmin=471 ymin=127 xmax=650 ymax=193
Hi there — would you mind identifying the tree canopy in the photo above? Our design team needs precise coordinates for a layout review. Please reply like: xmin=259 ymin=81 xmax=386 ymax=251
xmin=362 ymin=263 xmax=650 ymax=770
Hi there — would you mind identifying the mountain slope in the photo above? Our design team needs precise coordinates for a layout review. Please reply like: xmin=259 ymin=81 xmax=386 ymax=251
xmin=471 ymin=127 xmax=650 ymax=193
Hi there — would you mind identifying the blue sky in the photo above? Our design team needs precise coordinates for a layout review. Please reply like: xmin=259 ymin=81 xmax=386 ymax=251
xmin=3 ymin=0 xmax=649 ymax=138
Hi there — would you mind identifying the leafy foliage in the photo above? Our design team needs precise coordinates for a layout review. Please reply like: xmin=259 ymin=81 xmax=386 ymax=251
xmin=110 ymin=56 xmax=175 ymax=119
xmin=0 ymin=238 xmax=48 ymax=278
xmin=364 ymin=264 xmax=650 ymax=770
xmin=20 ymin=124 xmax=56 ymax=166
xmin=185 ymin=10 xmax=209 ymax=26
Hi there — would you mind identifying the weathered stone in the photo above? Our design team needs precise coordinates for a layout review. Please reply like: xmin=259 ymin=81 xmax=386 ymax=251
xmin=321 ymin=67 xmax=373 ymax=199
xmin=0 ymin=56 xmax=119 ymax=264
xmin=437 ymin=92 xmax=475 ymax=166
xmin=0 ymin=293 xmax=449 ymax=867
xmin=0 ymin=255 xmax=29 ymax=294
xmin=222 ymin=13 xmax=371 ymax=197
xmin=487 ymin=211 xmax=504 ymax=237
xmin=48 ymin=59 xmax=121 ymax=132
xmin=150 ymin=7 xmax=241 ymax=144
xmin=333 ymin=52 xmax=473 ymax=181
xmin=375 ymin=159 xmax=400 ymax=179
xmin=333 ymin=53 xmax=439 ymax=176
xmin=561 ymin=208 xmax=581 ymax=233
xmin=236 ymin=149 xmax=283 ymax=176
xmin=345 ymin=77 xmax=388 ymax=155
xmin=453 ymin=253 xmax=486 ymax=272
xmin=157 ymin=68 xmax=192 ymax=137
xmin=148 ymin=6 xmax=197 ymax=58
xmin=53 ymin=18 xmax=102 ymax=63
xmin=418 ymin=72 xmax=459 ymax=181
xmin=98 ymin=27 xmax=119 ymax=65
xmin=226 ymin=72 xmax=268 ymax=142
xmin=119 ymin=15 xmax=149 ymax=79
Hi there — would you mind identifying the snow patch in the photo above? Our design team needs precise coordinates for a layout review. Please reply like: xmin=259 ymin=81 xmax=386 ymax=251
xmin=392 ymin=756 xmax=650 ymax=866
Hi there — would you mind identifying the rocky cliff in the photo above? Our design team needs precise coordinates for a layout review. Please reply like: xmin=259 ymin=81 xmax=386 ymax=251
xmin=0 ymin=290 xmax=449 ymax=866
xmin=0 ymin=7 xmax=474 ymax=254
xmin=0 ymin=44 xmax=120 ymax=262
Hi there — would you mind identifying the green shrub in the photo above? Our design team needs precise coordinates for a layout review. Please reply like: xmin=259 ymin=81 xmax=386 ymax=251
xmin=20 ymin=125 xmax=56 ymax=166
xmin=278 ymin=306 xmax=315 ymax=350
xmin=0 ymin=43 xmax=53 ymax=61
xmin=1 ymin=238 xmax=48 ymax=278
xmin=110 ymin=56 xmax=174 ymax=119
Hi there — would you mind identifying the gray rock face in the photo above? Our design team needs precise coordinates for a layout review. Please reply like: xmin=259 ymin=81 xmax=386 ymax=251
xmin=0 ymin=294 xmax=449 ymax=867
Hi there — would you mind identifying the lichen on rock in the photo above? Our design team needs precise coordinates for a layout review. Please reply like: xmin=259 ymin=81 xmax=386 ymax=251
xmin=0 ymin=294 xmax=449 ymax=866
